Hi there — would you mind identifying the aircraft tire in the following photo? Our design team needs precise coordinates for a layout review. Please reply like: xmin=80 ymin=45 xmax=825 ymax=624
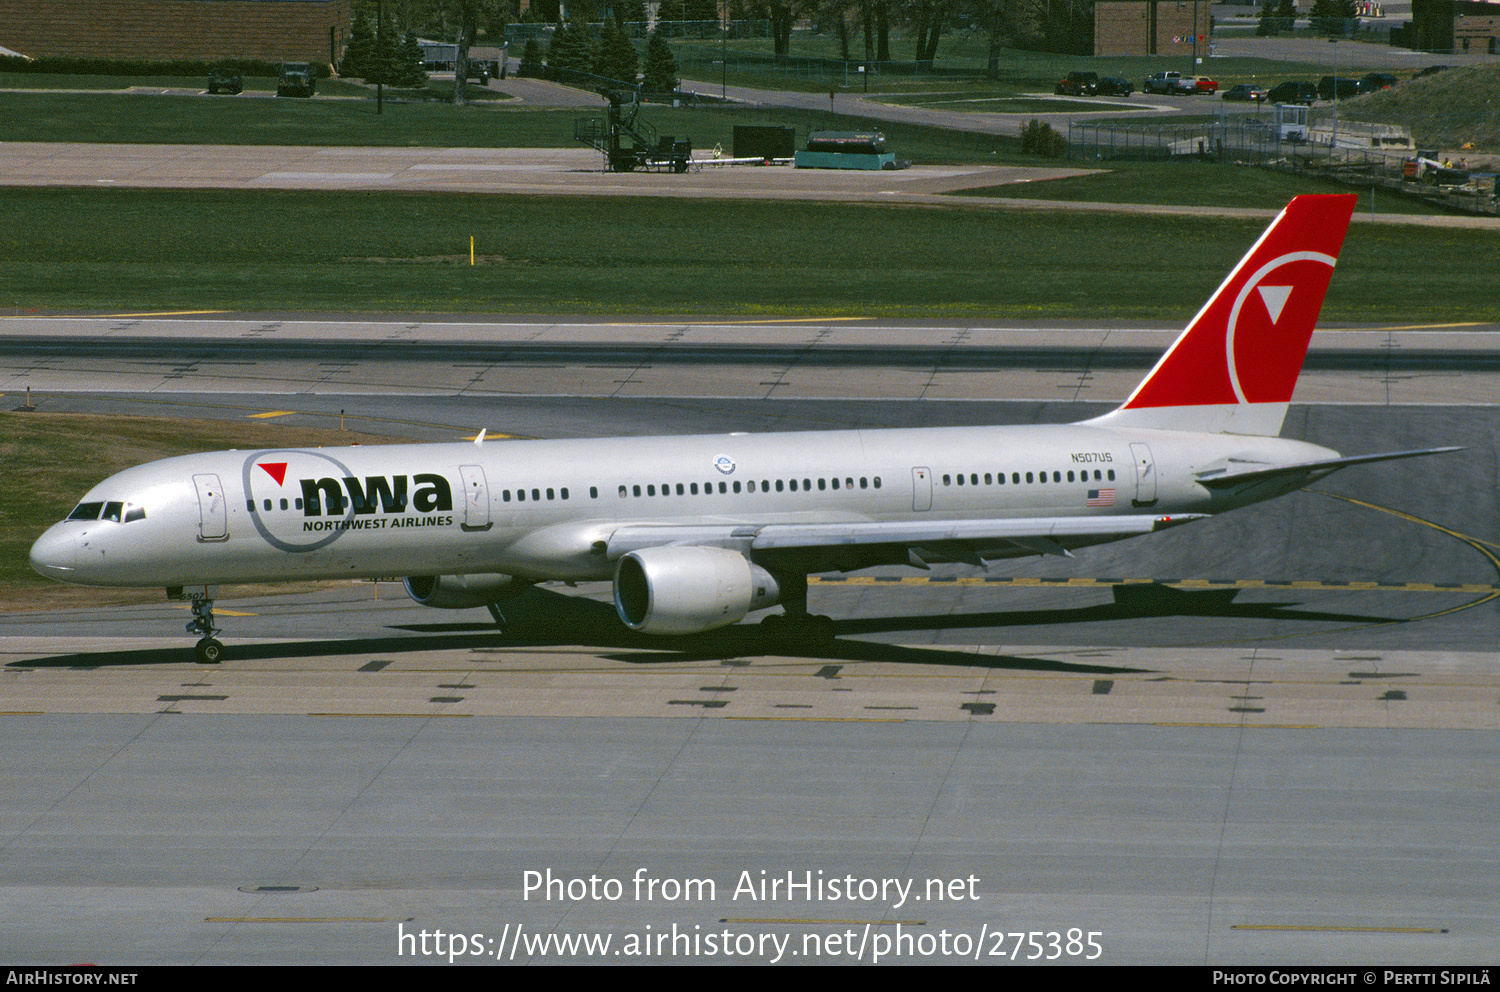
xmin=195 ymin=638 xmax=224 ymax=664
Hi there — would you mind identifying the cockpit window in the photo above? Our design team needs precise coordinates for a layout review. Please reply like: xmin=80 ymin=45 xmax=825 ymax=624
xmin=66 ymin=501 xmax=145 ymax=523
xmin=68 ymin=502 xmax=103 ymax=521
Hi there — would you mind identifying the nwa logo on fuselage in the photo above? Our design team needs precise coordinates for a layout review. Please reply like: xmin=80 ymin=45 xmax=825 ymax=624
xmin=298 ymin=474 xmax=452 ymax=517
xmin=242 ymin=450 xmax=456 ymax=554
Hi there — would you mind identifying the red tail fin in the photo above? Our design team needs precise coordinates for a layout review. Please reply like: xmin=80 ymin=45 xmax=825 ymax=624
xmin=1089 ymin=194 xmax=1357 ymax=436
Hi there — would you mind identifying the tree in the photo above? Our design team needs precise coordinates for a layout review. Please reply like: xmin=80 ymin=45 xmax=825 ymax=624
xmin=641 ymin=30 xmax=679 ymax=93
xmin=394 ymin=31 xmax=429 ymax=86
xmin=1256 ymin=0 xmax=1279 ymax=35
xmin=518 ymin=38 xmax=545 ymax=77
xmin=547 ymin=20 xmax=597 ymax=75
xmin=452 ymin=0 xmax=480 ymax=105
xmin=339 ymin=1 xmax=378 ymax=79
xmin=594 ymin=21 xmax=639 ymax=86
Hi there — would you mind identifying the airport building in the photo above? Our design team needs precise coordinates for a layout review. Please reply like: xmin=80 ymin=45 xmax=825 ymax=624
xmin=1094 ymin=0 xmax=1213 ymax=58
xmin=0 ymin=0 xmax=353 ymax=64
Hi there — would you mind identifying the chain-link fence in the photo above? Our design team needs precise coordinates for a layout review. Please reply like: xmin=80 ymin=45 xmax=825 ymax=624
xmin=1068 ymin=112 xmax=1499 ymax=215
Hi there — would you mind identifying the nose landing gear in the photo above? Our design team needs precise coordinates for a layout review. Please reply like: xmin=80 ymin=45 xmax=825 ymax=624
xmin=170 ymin=586 xmax=224 ymax=664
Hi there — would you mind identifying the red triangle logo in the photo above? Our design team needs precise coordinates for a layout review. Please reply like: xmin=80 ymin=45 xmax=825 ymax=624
xmin=259 ymin=462 xmax=288 ymax=486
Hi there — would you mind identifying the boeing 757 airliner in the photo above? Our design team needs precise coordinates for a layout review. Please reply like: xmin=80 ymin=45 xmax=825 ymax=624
xmin=29 ymin=195 xmax=1456 ymax=662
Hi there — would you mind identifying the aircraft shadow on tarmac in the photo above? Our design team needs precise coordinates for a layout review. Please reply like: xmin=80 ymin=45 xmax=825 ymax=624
xmin=17 ymin=583 xmax=1397 ymax=673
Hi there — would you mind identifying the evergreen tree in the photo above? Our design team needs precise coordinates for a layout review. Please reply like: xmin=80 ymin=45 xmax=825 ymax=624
xmin=641 ymin=30 xmax=678 ymax=93
xmin=593 ymin=21 xmax=639 ymax=85
xmin=1256 ymin=0 xmax=1279 ymax=34
xmin=339 ymin=2 xmax=377 ymax=78
xmin=547 ymin=21 xmax=597 ymax=75
xmin=394 ymin=31 xmax=428 ymax=86
xmin=369 ymin=16 xmax=401 ymax=84
xmin=519 ymin=38 xmax=545 ymax=77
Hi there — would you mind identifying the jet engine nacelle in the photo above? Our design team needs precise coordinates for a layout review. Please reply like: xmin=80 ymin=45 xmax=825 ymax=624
xmin=404 ymin=573 xmax=530 ymax=609
xmin=613 ymin=546 xmax=781 ymax=635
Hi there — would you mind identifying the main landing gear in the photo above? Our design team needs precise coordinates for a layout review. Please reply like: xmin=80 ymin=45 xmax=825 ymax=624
xmin=170 ymin=586 xmax=224 ymax=664
xmin=759 ymin=573 xmax=837 ymax=644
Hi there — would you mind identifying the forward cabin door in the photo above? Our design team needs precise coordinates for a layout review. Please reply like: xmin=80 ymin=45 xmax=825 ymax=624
xmin=193 ymin=473 xmax=228 ymax=542
xmin=459 ymin=464 xmax=492 ymax=531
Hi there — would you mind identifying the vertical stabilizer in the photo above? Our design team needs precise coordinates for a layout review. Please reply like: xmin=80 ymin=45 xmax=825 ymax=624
xmin=1086 ymin=194 xmax=1357 ymax=436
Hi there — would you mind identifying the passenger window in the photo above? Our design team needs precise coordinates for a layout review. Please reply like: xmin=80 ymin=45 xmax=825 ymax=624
xmin=531 ymin=489 xmax=540 ymax=501
xmin=562 ymin=488 xmax=570 ymax=500
xmin=546 ymin=488 xmax=555 ymax=500
xmin=264 ymin=499 xmax=273 ymax=511
xmin=874 ymin=477 xmax=881 ymax=488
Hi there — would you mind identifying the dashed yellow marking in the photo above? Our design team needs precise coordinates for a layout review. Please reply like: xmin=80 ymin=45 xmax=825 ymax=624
xmin=83 ymin=310 xmax=230 ymax=318
xmin=248 ymin=410 xmax=296 ymax=419
xmin=1365 ymin=321 xmax=1486 ymax=330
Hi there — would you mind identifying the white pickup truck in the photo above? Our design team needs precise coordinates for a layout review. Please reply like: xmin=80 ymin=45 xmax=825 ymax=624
xmin=1143 ymin=71 xmax=1195 ymax=95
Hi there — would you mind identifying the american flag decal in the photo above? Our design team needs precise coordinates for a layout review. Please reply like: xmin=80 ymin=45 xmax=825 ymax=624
xmin=1086 ymin=488 xmax=1116 ymax=507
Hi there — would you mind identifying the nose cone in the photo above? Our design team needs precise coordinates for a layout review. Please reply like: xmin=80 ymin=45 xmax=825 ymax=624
xmin=29 ymin=525 xmax=79 ymax=582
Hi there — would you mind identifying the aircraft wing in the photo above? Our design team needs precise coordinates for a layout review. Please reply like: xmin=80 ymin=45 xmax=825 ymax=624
xmin=1193 ymin=447 xmax=1463 ymax=489
xmin=606 ymin=513 xmax=1205 ymax=564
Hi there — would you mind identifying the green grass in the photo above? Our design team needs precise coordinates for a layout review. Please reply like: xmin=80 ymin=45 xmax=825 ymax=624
xmin=0 ymin=187 xmax=1493 ymax=322
xmin=0 ymin=413 xmax=408 ymax=602
xmin=0 ymin=72 xmax=373 ymax=97
xmin=0 ymin=91 xmax=1019 ymax=161
xmin=678 ymin=36 xmax=1389 ymax=95
xmin=956 ymin=158 xmax=1452 ymax=214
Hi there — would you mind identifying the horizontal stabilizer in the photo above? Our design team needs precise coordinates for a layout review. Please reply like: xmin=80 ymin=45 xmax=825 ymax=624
xmin=1194 ymin=446 xmax=1463 ymax=488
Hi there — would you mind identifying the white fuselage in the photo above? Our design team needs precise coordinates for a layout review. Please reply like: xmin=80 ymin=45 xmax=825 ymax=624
xmin=30 ymin=422 xmax=1336 ymax=589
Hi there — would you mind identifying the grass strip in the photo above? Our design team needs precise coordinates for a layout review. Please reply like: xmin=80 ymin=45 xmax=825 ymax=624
xmin=0 ymin=187 xmax=1493 ymax=321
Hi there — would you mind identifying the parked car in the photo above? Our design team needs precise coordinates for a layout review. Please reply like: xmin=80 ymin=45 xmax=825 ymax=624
xmin=1190 ymin=75 xmax=1219 ymax=95
xmin=1095 ymin=76 xmax=1134 ymax=97
xmin=1361 ymin=72 xmax=1397 ymax=91
xmin=1318 ymin=75 xmax=1361 ymax=100
xmin=1143 ymin=70 xmax=1184 ymax=94
xmin=1055 ymin=71 xmax=1099 ymax=96
xmin=1222 ymin=83 xmax=1267 ymax=102
xmin=277 ymin=62 xmax=317 ymax=98
xmin=1267 ymin=81 xmax=1316 ymax=105
xmin=207 ymin=67 xmax=242 ymax=95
